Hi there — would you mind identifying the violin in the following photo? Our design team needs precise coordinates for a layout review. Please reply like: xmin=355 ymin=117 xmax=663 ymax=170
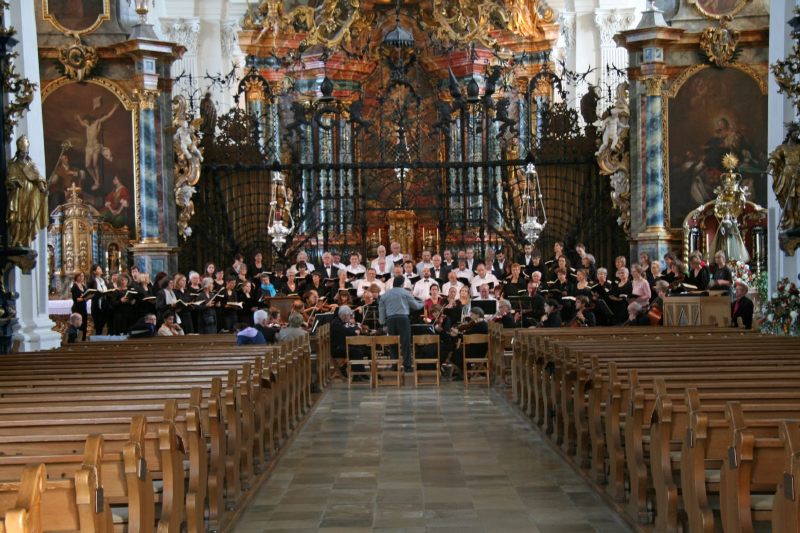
xmin=647 ymin=303 xmax=663 ymax=325
xmin=453 ymin=318 xmax=476 ymax=333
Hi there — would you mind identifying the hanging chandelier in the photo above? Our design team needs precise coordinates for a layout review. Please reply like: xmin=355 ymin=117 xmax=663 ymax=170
xmin=520 ymin=162 xmax=547 ymax=244
xmin=267 ymin=168 xmax=295 ymax=249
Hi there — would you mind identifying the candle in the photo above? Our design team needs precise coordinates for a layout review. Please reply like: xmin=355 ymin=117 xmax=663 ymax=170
xmin=422 ymin=228 xmax=426 ymax=242
xmin=436 ymin=228 xmax=439 ymax=244
xmin=105 ymin=251 xmax=108 ymax=265
xmin=378 ymin=229 xmax=381 ymax=242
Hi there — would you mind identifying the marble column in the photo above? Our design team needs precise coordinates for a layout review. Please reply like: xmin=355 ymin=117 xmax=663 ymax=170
xmin=643 ymin=77 xmax=665 ymax=229
xmin=594 ymin=9 xmax=636 ymax=107
xmin=8 ymin=0 xmax=60 ymax=350
xmin=160 ymin=18 xmax=200 ymax=97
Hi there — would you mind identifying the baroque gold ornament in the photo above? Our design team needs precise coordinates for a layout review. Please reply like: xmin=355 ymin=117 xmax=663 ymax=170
xmin=170 ymin=95 xmax=203 ymax=240
xmin=596 ymin=82 xmax=631 ymax=237
xmin=58 ymin=33 xmax=99 ymax=82
xmin=6 ymin=136 xmax=49 ymax=248
xmin=699 ymin=16 xmax=740 ymax=67
xmin=768 ymin=124 xmax=800 ymax=256
xmin=711 ymin=152 xmax=750 ymax=262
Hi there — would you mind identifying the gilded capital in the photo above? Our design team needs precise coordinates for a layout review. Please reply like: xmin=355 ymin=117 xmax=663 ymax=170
xmin=133 ymin=89 xmax=160 ymax=110
xmin=643 ymin=76 xmax=665 ymax=97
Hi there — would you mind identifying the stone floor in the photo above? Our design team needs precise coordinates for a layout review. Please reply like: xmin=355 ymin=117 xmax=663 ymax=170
xmin=232 ymin=384 xmax=632 ymax=533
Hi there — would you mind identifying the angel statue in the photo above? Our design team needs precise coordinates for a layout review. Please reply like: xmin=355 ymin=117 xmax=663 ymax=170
xmin=176 ymin=119 xmax=204 ymax=163
xmin=769 ymin=123 xmax=800 ymax=254
xmin=7 ymin=136 xmax=49 ymax=248
xmin=596 ymin=107 xmax=624 ymax=156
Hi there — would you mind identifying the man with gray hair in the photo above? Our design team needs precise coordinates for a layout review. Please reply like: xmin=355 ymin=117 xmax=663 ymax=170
xmin=253 ymin=308 xmax=280 ymax=343
xmin=277 ymin=312 xmax=309 ymax=343
xmin=331 ymin=305 xmax=360 ymax=368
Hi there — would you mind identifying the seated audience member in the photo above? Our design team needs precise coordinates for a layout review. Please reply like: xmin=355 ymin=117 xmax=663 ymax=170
xmin=158 ymin=311 xmax=185 ymax=336
xmin=277 ymin=312 xmax=309 ymax=342
xmin=731 ymin=280 xmax=754 ymax=329
xmin=253 ymin=308 xmax=280 ymax=343
xmin=66 ymin=312 xmax=83 ymax=343
xmin=129 ymin=313 xmax=157 ymax=338
xmin=236 ymin=322 xmax=266 ymax=345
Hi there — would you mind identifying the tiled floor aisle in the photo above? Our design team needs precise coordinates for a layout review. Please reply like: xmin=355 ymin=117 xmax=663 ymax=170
xmin=233 ymin=384 xmax=633 ymax=533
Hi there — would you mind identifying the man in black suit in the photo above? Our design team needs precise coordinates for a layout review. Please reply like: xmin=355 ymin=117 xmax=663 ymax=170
xmin=431 ymin=254 xmax=450 ymax=285
xmin=731 ymin=280 xmax=754 ymax=329
xmin=492 ymin=250 xmax=510 ymax=281
xmin=319 ymin=251 xmax=339 ymax=281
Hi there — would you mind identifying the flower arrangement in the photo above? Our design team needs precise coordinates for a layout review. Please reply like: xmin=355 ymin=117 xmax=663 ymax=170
xmin=759 ymin=277 xmax=800 ymax=336
xmin=729 ymin=259 xmax=755 ymax=287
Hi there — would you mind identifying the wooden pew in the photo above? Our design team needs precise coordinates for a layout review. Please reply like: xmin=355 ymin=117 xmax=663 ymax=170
xmin=772 ymin=420 xmax=800 ymax=533
xmin=0 ymin=436 xmax=112 ymax=533
xmin=718 ymin=402 xmax=799 ymax=533
xmin=0 ymin=464 xmax=45 ymax=533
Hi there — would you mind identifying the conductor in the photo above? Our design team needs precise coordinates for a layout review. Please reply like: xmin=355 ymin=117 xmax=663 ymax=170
xmin=379 ymin=275 xmax=424 ymax=372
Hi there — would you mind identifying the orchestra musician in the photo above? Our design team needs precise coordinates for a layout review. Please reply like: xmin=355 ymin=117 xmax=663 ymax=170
xmin=539 ymin=298 xmax=562 ymax=328
xmin=253 ymin=308 xmax=281 ymax=343
xmin=277 ymin=312 xmax=309 ymax=342
xmin=447 ymin=307 xmax=489 ymax=379
xmin=331 ymin=305 xmax=367 ymax=378
xmin=647 ymin=280 xmax=669 ymax=326
xmin=568 ymin=295 xmax=596 ymax=327
xmin=494 ymin=299 xmax=521 ymax=328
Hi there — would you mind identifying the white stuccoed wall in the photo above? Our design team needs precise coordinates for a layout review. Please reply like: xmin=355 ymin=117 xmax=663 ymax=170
xmin=767 ymin=0 xmax=800 ymax=291
xmin=7 ymin=0 xmax=61 ymax=351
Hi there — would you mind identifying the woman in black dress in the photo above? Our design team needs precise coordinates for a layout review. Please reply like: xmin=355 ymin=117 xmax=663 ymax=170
xmin=172 ymin=273 xmax=194 ymax=334
xmin=70 ymin=271 xmax=89 ymax=340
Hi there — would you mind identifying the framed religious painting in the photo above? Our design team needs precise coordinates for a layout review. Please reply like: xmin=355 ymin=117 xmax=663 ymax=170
xmin=42 ymin=79 xmax=137 ymax=236
xmin=692 ymin=0 xmax=751 ymax=19
xmin=665 ymin=66 xmax=768 ymax=228
xmin=42 ymin=0 xmax=111 ymax=35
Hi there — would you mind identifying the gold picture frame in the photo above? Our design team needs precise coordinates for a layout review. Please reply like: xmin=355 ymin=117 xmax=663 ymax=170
xmin=42 ymin=0 xmax=111 ymax=36
xmin=691 ymin=0 xmax=751 ymax=20
xmin=661 ymin=63 xmax=767 ymax=230
xmin=42 ymin=76 xmax=142 ymax=242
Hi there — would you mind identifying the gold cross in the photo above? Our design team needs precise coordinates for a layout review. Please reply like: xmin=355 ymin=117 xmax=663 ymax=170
xmin=68 ymin=182 xmax=81 ymax=201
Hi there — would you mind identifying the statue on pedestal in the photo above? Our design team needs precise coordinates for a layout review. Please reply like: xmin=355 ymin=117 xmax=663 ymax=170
xmin=6 ymin=135 xmax=48 ymax=248
xmin=768 ymin=123 xmax=800 ymax=255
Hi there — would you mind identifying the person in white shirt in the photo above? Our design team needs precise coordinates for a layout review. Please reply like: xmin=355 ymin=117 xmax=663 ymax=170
xmin=402 ymin=260 xmax=417 ymax=281
xmin=374 ymin=257 xmax=391 ymax=278
xmin=453 ymin=259 xmax=474 ymax=284
xmin=441 ymin=270 xmax=464 ymax=296
xmin=370 ymin=245 xmax=388 ymax=271
xmin=412 ymin=267 xmax=439 ymax=300
xmin=470 ymin=263 xmax=498 ymax=297
xmin=332 ymin=252 xmax=347 ymax=271
xmin=345 ymin=253 xmax=366 ymax=277
xmin=472 ymin=283 xmax=497 ymax=318
xmin=416 ymin=250 xmax=433 ymax=277
xmin=287 ymin=251 xmax=315 ymax=274
xmin=357 ymin=268 xmax=385 ymax=297
xmin=387 ymin=241 xmax=404 ymax=266
xmin=393 ymin=264 xmax=412 ymax=289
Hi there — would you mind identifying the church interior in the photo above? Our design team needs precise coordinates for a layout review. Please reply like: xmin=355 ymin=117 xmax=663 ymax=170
xmin=1 ymin=0 xmax=800 ymax=531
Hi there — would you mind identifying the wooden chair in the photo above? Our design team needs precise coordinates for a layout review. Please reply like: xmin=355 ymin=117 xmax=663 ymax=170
xmin=345 ymin=336 xmax=375 ymax=387
xmin=373 ymin=336 xmax=402 ymax=388
xmin=412 ymin=335 xmax=440 ymax=386
xmin=462 ymin=333 xmax=490 ymax=388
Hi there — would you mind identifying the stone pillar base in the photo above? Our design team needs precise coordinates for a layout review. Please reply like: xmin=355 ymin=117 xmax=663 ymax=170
xmin=132 ymin=242 xmax=178 ymax=275
xmin=634 ymin=226 xmax=674 ymax=262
